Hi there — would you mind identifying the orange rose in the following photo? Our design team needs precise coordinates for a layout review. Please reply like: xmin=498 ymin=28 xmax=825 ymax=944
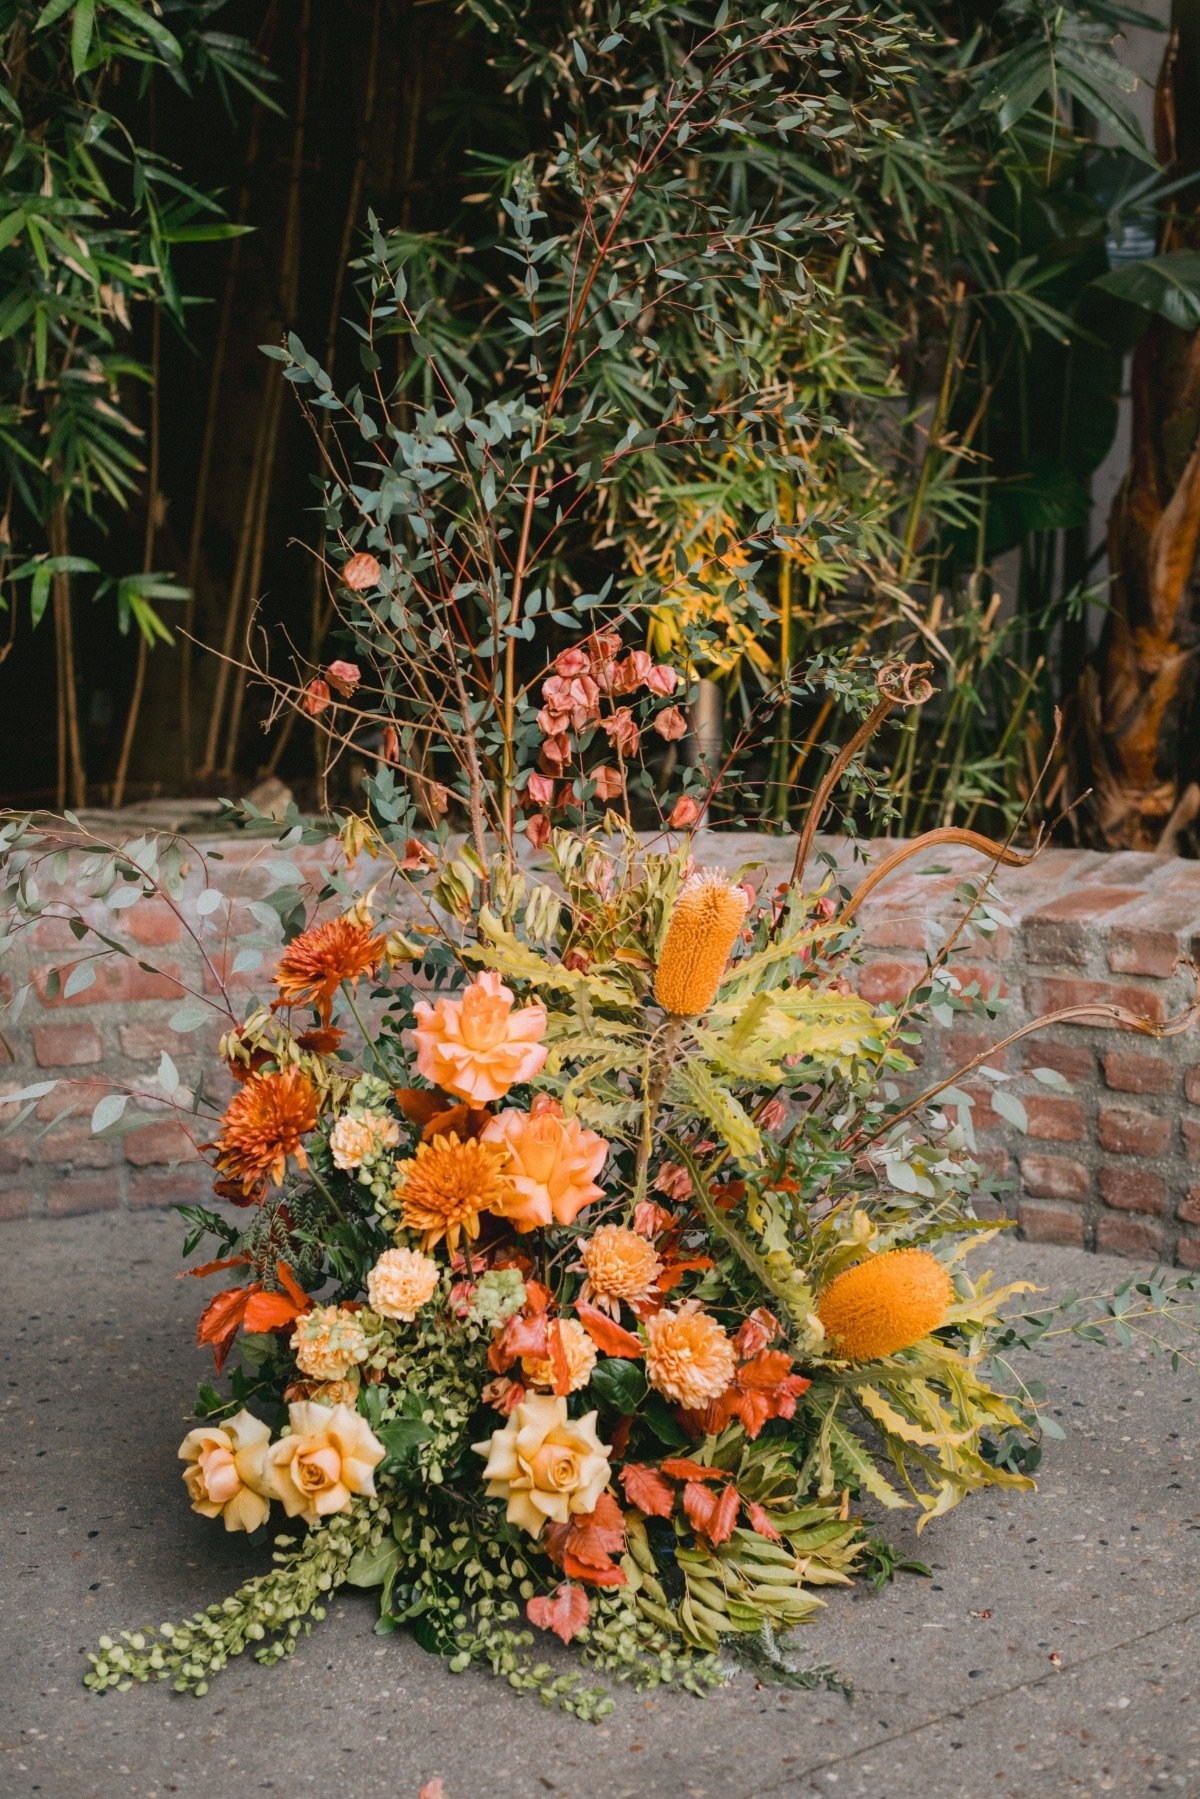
xmin=482 ymin=1097 xmax=607 ymax=1231
xmin=411 ymin=971 xmax=548 ymax=1104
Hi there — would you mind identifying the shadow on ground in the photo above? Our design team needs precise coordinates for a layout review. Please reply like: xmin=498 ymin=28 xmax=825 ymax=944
xmin=2 ymin=1215 xmax=1198 ymax=1798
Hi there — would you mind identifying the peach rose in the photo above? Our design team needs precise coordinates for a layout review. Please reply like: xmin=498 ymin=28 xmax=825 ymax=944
xmin=179 ymin=1409 xmax=272 ymax=1533
xmin=473 ymin=1393 xmax=611 ymax=1538
xmin=411 ymin=971 xmax=548 ymax=1104
xmin=265 ymin=1400 xmax=386 ymax=1526
xmin=482 ymin=1097 xmax=607 ymax=1230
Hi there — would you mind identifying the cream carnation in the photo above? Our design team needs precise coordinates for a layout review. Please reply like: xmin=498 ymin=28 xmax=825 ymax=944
xmin=290 ymin=1304 xmax=369 ymax=1381
xmin=179 ymin=1409 xmax=272 ymax=1533
xmin=473 ymin=1393 xmax=611 ymax=1538
xmin=644 ymin=1303 xmax=736 ymax=1410
xmin=266 ymin=1400 xmax=386 ymax=1526
xmin=367 ymin=1247 xmax=440 ymax=1322
xmin=330 ymin=1111 xmax=400 ymax=1170
xmin=579 ymin=1225 xmax=662 ymax=1311
xmin=521 ymin=1317 xmax=598 ymax=1394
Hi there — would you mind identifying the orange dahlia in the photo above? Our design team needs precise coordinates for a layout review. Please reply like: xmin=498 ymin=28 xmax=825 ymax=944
xmin=274 ymin=913 xmax=387 ymax=1025
xmin=578 ymin=1225 xmax=662 ymax=1315
xmin=644 ymin=1303 xmax=736 ymax=1410
xmin=393 ymin=1132 xmax=514 ymax=1255
xmin=215 ymin=1066 xmax=319 ymax=1194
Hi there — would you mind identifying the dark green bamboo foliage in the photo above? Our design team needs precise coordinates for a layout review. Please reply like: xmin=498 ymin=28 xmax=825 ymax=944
xmin=0 ymin=0 xmax=267 ymax=806
xmin=1 ymin=0 xmax=1198 ymax=837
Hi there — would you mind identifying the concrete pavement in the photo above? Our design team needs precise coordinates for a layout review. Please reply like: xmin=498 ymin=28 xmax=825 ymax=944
xmin=2 ymin=1214 xmax=1198 ymax=1798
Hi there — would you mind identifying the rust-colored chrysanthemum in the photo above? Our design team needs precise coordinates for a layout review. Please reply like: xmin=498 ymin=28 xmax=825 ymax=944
xmin=393 ymin=1132 xmax=514 ymax=1255
xmin=817 ymin=1248 xmax=953 ymax=1361
xmin=215 ymin=1066 xmax=320 ymax=1195
xmin=273 ymin=913 xmax=387 ymax=1025
xmin=653 ymin=869 xmax=749 ymax=1018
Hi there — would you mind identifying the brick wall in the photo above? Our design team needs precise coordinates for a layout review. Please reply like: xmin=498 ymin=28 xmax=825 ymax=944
xmin=2 ymin=826 xmax=1199 ymax=1263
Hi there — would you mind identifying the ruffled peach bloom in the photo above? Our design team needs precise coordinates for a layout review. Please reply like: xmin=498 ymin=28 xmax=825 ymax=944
xmin=521 ymin=1318 xmax=598 ymax=1393
xmin=412 ymin=971 xmax=547 ymax=1104
xmin=329 ymin=1111 xmax=401 ymax=1171
xmin=179 ymin=1409 xmax=273 ymax=1533
xmin=367 ymin=1247 xmax=440 ymax=1322
xmin=644 ymin=1303 xmax=736 ymax=1411
xmin=578 ymin=1225 xmax=662 ymax=1314
xmin=290 ymin=1305 xmax=369 ymax=1382
xmin=473 ymin=1394 xmax=611 ymax=1538
xmin=482 ymin=1098 xmax=607 ymax=1231
xmin=266 ymin=1401 xmax=386 ymax=1526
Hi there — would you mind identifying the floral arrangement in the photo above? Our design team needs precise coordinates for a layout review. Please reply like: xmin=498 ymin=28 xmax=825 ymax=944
xmin=4 ymin=0 xmax=1197 ymax=1724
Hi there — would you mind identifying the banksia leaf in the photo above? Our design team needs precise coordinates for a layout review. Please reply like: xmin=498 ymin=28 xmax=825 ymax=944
xmin=817 ymin=1249 xmax=954 ymax=1362
xmin=654 ymin=870 xmax=749 ymax=1018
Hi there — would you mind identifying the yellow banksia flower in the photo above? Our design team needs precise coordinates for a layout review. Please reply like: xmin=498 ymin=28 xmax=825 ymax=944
xmin=653 ymin=869 xmax=749 ymax=1018
xmin=816 ymin=1248 xmax=953 ymax=1362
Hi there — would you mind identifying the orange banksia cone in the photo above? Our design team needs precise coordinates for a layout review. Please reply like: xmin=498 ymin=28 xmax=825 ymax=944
xmin=816 ymin=1248 xmax=953 ymax=1361
xmin=653 ymin=870 xmax=749 ymax=1018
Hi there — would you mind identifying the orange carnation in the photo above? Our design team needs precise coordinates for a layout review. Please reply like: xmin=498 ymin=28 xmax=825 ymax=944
xmin=274 ymin=913 xmax=386 ymax=1025
xmin=482 ymin=1098 xmax=607 ymax=1231
xmin=643 ymin=1303 xmax=736 ymax=1410
xmin=214 ymin=1066 xmax=319 ymax=1194
xmin=412 ymin=971 xmax=547 ymax=1104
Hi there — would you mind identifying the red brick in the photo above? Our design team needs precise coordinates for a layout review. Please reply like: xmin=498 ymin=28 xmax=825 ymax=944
xmin=46 ymin=1176 xmax=119 ymax=1217
xmin=1021 ymin=1039 xmax=1095 ymax=1083
xmin=0 ymin=1188 xmax=30 ymax=1221
xmin=1186 ymin=1066 xmax=1200 ymax=1107
xmin=1106 ymin=890 xmax=1200 ymax=978
xmin=856 ymin=960 xmax=925 ymax=1007
xmin=1024 ymin=977 xmax=1169 ymax=1026
xmin=1020 ymin=1153 xmax=1090 ymax=1202
xmin=1179 ymin=1186 xmax=1200 ymax=1226
xmin=31 ymin=1021 xmax=103 ymax=1069
xmin=1178 ymin=1234 xmax=1200 ymax=1270
xmin=1182 ymin=1117 xmax=1200 ymax=1162
xmin=37 ymin=1123 xmax=119 ymax=1170
xmin=123 ymin=1120 xmax=201 ymax=1167
xmin=1098 ymin=1105 xmax=1170 ymax=1157
xmin=941 ymin=1029 xmax=1004 ymax=1069
xmin=127 ymin=1167 xmax=210 ymax=1210
xmin=32 ymin=957 xmax=184 ymax=1008
xmin=1097 ymin=1165 xmax=1169 ymax=1214
xmin=1018 ymin=1200 xmax=1085 ymax=1246
xmin=124 ymin=900 xmax=183 ymax=947
xmin=1025 ymin=1093 xmax=1086 ymax=1142
xmin=1102 ymin=1049 xmax=1175 ymax=1095
xmin=1025 ymin=887 xmax=1143 ymax=967
xmin=34 ymin=1076 xmax=110 ymax=1122
xmin=1097 ymin=1213 xmax=1166 ymax=1258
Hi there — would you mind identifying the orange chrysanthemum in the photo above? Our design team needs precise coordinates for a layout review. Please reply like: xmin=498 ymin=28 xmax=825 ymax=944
xmin=393 ymin=1132 xmax=514 ymax=1255
xmin=215 ymin=1066 xmax=320 ymax=1195
xmin=578 ymin=1225 xmax=662 ymax=1315
xmin=644 ymin=1303 xmax=736 ymax=1410
xmin=274 ymin=914 xmax=387 ymax=1025
xmin=653 ymin=870 xmax=749 ymax=1018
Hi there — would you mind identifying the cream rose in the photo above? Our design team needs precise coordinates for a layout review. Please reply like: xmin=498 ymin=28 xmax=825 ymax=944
xmin=179 ymin=1409 xmax=272 ymax=1533
xmin=266 ymin=1400 xmax=386 ymax=1526
xmin=473 ymin=1393 xmax=611 ymax=1538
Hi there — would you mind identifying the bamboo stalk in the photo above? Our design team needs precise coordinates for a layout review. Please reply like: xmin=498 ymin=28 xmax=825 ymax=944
xmin=201 ymin=0 xmax=311 ymax=780
xmin=48 ymin=501 xmax=85 ymax=810
xmin=111 ymin=306 xmax=161 ymax=810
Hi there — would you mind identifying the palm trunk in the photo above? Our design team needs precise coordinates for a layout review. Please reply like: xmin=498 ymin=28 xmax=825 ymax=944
xmin=1086 ymin=0 xmax=1200 ymax=847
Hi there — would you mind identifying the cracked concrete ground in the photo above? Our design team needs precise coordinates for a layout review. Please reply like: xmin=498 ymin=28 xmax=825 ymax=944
xmin=2 ymin=1213 xmax=1198 ymax=1799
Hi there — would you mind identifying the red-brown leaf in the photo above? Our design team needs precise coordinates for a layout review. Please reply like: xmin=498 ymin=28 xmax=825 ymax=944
xmin=195 ymin=1284 xmax=256 ymax=1371
xmin=242 ymin=1289 xmax=306 ymax=1333
xmin=682 ymin=1480 xmax=717 ymax=1537
xmin=662 ymin=1457 xmax=723 ymax=1483
xmin=527 ymin=1581 xmax=590 ymax=1645
xmin=575 ymin=1299 xmax=643 ymax=1359
xmin=275 ymin=1260 xmax=309 ymax=1309
xmin=181 ymin=1253 xmax=249 ymax=1281
xmin=732 ymin=1307 xmax=779 ymax=1359
xmin=546 ymin=1317 xmax=572 ymax=1397
xmin=746 ymin=1501 xmax=782 ymax=1543
xmin=620 ymin=1463 xmax=676 ymax=1519
xmin=706 ymin=1483 xmax=740 ymax=1546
